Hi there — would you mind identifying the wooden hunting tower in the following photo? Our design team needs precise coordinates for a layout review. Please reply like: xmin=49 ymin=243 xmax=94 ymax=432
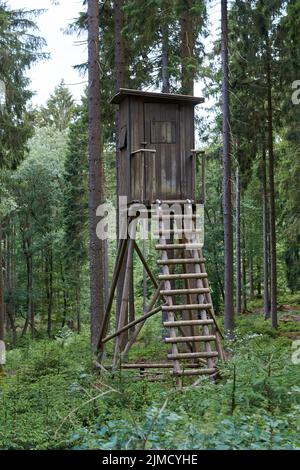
xmin=112 ymin=88 xmax=204 ymax=204
xmin=97 ymin=89 xmax=224 ymax=388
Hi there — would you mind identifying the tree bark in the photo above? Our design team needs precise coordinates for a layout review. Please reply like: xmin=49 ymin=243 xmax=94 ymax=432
xmin=242 ymin=221 xmax=247 ymax=313
xmin=46 ymin=248 xmax=53 ymax=337
xmin=88 ymin=0 xmax=105 ymax=350
xmin=114 ymin=0 xmax=125 ymax=94
xmin=180 ymin=1 xmax=195 ymax=95
xmin=0 ymin=224 xmax=5 ymax=362
xmin=221 ymin=0 xmax=234 ymax=335
xmin=266 ymin=34 xmax=277 ymax=328
xmin=204 ymin=207 xmax=225 ymax=302
xmin=235 ymin=167 xmax=241 ymax=315
xmin=60 ymin=261 xmax=68 ymax=328
xmin=161 ymin=24 xmax=170 ymax=93
xmin=75 ymin=282 xmax=81 ymax=334
xmin=21 ymin=227 xmax=34 ymax=338
xmin=104 ymin=239 xmax=109 ymax=307
xmin=4 ymin=225 xmax=16 ymax=346
xmin=114 ymin=0 xmax=127 ymax=318
xmin=249 ymin=253 xmax=255 ymax=301
xmin=142 ymin=239 xmax=147 ymax=312
xmin=256 ymin=263 xmax=262 ymax=298
xmin=262 ymin=147 xmax=270 ymax=319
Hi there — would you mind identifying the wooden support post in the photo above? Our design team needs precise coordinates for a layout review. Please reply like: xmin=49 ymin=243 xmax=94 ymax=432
xmin=113 ymin=238 xmax=135 ymax=367
xmin=97 ymin=237 xmax=128 ymax=352
xmin=128 ymin=249 xmax=135 ymax=331
xmin=101 ymin=304 xmax=162 ymax=345
xmin=142 ymin=239 xmax=147 ymax=311
xmin=134 ymin=241 xmax=158 ymax=288
xmin=201 ymin=153 xmax=206 ymax=204
xmin=158 ymin=213 xmax=182 ymax=388
xmin=197 ymin=246 xmax=224 ymax=340
xmin=121 ymin=283 xmax=162 ymax=359
xmin=183 ymin=261 xmax=200 ymax=352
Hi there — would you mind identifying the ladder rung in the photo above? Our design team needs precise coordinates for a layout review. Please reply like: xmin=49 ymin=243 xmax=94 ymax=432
xmin=157 ymin=258 xmax=205 ymax=265
xmin=165 ymin=335 xmax=216 ymax=343
xmin=158 ymin=273 xmax=207 ymax=281
xmin=154 ymin=229 xmax=202 ymax=235
xmin=156 ymin=243 xmax=202 ymax=250
xmin=162 ymin=303 xmax=212 ymax=311
xmin=160 ymin=288 xmax=210 ymax=296
xmin=168 ymin=351 xmax=218 ymax=359
xmin=121 ymin=363 xmax=200 ymax=369
xmin=163 ymin=319 xmax=214 ymax=327
xmin=121 ymin=363 xmax=176 ymax=369
xmin=153 ymin=214 xmax=197 ymax=220
xmin=157 ymin=199 xmax=195 ymax=204
xmin=174 ymin=368 xmax=216 ymax=376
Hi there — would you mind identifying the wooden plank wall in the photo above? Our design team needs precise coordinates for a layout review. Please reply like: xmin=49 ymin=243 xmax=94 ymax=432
xmin=117 ymin=96 xmax=197 ymax=204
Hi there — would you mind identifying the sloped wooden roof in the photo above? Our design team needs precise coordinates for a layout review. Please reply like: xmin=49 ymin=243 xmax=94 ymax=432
xmin=111 ymin=88 xmax=204 ymax=105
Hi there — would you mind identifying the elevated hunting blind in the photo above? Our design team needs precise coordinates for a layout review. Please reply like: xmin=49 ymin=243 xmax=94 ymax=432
xmin=98 ymin=89 xmax=224 ymax=388
xmin=112 ymin=88 xmax=205 ymax=204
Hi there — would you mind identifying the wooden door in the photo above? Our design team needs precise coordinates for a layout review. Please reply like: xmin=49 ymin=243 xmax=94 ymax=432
xmin=144 ymin=102 xmax=181 ymax=200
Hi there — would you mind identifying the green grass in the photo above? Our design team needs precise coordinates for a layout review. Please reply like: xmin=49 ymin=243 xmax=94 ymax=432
xmin=0 ymin=311 xmax=300 ymax=450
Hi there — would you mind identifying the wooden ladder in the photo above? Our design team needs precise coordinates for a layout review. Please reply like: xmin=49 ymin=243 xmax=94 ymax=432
xmin=154 ymin=201 xmax=223 ymax=385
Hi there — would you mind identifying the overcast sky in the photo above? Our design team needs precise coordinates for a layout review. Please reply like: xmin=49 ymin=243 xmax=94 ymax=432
xmin=8 ymin=0 xmax=87 ymax=105
xmin=8 ymin=0 xmax=220 ymax=107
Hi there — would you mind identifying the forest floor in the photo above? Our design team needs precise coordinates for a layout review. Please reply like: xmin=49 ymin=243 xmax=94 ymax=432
xmin=0 ymin=294 xmax=300 ymax=450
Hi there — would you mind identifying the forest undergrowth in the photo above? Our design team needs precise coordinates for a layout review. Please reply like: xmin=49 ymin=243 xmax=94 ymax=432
xmin=0 ymin=296 xmax=300 ymax=450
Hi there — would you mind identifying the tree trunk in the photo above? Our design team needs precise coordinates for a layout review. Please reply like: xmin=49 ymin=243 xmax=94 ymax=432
xmin=257 ymin=263 xmax=262 ymax=298
xmin=249 ymin=253 xmax=255 ymax=301
xmin=104 ymin=239 xmax=109 ymax=307
xmin=60 ymin=261 xmax=68 ymax=328
xmin=114 ymin=0 xmax=125 ymax=94
xmin=0 ymin=223 xmax=5 ymax=369
xmin=142 ymin=239 xmax=147 ymax=312
xmin=262 ymin=148 xmax=270 ymax=319
xmin=221 ymin=0 xmax=234 ymax=335
xmin=21 ymin=230 xmax=34 ymax=338
xmin=180 ymin=1 xmax=194 ymax=95
xmin=29 ymin=250 xmax=34 ymax=337
xmin=235 ymin=167 xmax=241 ymax=315
xmin=47 ymin=248 xmax=53 ymax=337
xmin=242 ymin=220 xmax=247 ymax=313
xmin=114 ymin=0 xmax=127 ymax=318
xmin=75 ymin=282 xmax=81 ymax=334
xmin=88 ymin=0 xmax=105 ymax=351
xmin=161 ymin=24 xmax=170 ymax=93
xmin=266 ymin=34 xmax=277 ymax=328
xmin=204 ymin=207 xmax=225 ymax=303
xmin=5 ymin=221 xmax=17 ymax=346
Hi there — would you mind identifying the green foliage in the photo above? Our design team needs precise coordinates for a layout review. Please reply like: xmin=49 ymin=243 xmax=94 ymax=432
xmin=35 ymin=80 xmax=76 ymax=131
xmin=71 ymin=407 xmax=300 ymax=450
xmin=0 ymin=0 xmax=300 ymax=452
xmin=0 ymin=2 xmax=46 ymax=168
xmin=1 ymin=315 xmax=299 ymax=450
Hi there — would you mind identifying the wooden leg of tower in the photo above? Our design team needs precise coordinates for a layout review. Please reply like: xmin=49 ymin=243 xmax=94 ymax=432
xmin=182 ymin=263 xmax=200 ymax=353
xmin=188 ymin=247 xmax=215 ymax=372
xmin=134 ymin=241 xmax=158 ymax=289
xmin=198 ymin=247 xmax=225 ymax=361
xmin=158 ymin=222 xmax=182 ymax=388
xmin=113 ymin=238 xmax=135 ymax=368
xmin=97 ymin=237 xmax=128 ymax=353
xmin=129 ymin=249 xmax=135 ymax=327
xmin=121 ymin=283 xmax=162 ymax=360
